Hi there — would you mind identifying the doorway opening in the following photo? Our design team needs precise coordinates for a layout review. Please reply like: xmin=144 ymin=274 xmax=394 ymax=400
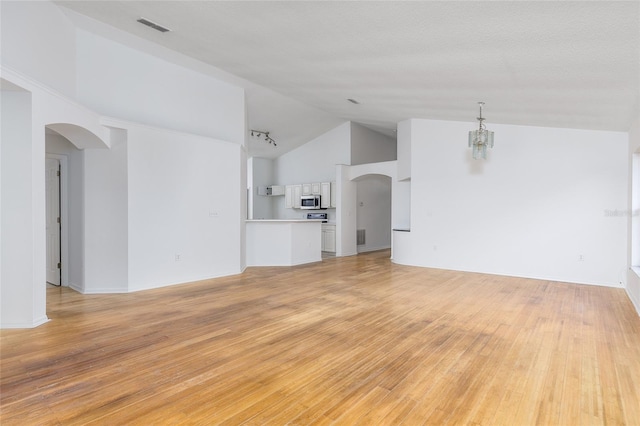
xmin=45 ymin=126 xmax=82 ymax=291
xmin=355 ymin=174 xmax=392 ymax=254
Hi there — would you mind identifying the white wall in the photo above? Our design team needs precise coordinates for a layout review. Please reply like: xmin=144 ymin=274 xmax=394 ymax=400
xmin=83 ymin=129 xmax=129 ymax=293
xmin=397 ymin=119 xmax=411 ymax=181
xmin=336 ymin=165 xmax=357 ymax=257
xmin=394 ymin=120 xmax=412 ymax=231
xmin=356 ymin=175 xmax=392 ymax=252
xmin=0 ymin=90 xmax=46 ymax=327
xmin=627 ymin=114 xmax=640 ymax=314
xmin=0 ymin=70 xmax=111 ymax=327
xmin=76 ymin=29 xmax=245 ymax=145
xmin=250 ymin=157 xmax=276 ymax=219
xmin=1 ymin=0 xmax=247 ymax=327
xmin=45 ymin=133 xmax=84 ymax=290
xmin=394 ymin=119 xmax=628 ymax=287
xmin=275 ymin=121 xmax=351 ymax=184
xmin=274 ymin=121 xmax=350 ymax=220
xmin=393 ymin=180 xmax=411 ymax=231
xmin=126 ymin=124 xmax=243 ymax=291
xmin=350 ymin=122 xmax=396 ymax=165
xmin=1 ymin=1 xmax=76 ymax=98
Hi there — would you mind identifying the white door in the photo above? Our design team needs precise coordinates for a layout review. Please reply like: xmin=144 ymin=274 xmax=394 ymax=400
xmin=46 ymin=158 xmax=61 ymax=285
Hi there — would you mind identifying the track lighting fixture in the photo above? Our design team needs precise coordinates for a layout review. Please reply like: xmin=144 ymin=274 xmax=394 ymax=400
xmin=250 ymin=129 xmax=277 ymax=147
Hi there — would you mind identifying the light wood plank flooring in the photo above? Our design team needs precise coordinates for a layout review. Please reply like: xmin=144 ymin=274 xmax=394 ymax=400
xmin=1 ymin=250 xmax=639 ymax=425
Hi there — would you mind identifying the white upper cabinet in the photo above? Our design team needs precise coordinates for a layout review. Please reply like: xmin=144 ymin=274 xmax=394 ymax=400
xmin=285 ymin=185 xmax=293 ymax=209
xmin=293 ymin=184 xmax=302 ymax=208
xmin=320 ymin=182 xmax=331 ymax=209
xmin=285 ymin=182 xmax=334 ymax=209
xmin=285 ymin=184 xmax=302 ymax=209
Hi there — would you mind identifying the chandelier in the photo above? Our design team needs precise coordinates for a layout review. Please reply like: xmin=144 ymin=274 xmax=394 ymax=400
xmin=468 ymin=102 xmax=494 ymax=159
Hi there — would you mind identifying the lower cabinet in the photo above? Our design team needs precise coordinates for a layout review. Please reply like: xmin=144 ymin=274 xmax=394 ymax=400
xmin=321 ymin=224 xmax=336 ymax=253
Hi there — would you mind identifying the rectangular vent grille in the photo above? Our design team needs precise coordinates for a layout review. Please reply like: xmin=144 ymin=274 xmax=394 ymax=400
xmin=357 ymin=229 xmax=366 ymax=245
xmin=137 ymin=18 xmax=171 ymax=33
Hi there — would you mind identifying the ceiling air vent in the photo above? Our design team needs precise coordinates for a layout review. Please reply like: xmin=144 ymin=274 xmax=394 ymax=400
xmin=137 ymin=17 xmax=171 ymax=33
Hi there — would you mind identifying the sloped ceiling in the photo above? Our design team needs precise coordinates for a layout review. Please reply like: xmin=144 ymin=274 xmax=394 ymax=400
xmin=56 ymin=1 xmax=640 ymax=158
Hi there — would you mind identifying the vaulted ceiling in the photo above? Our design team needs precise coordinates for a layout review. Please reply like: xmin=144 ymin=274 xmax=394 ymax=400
xmin=56 ymin=1 xmax=640 ymax=158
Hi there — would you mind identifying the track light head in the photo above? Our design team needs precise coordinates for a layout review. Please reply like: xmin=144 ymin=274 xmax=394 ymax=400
xmin=250 ymin=129 xmax=277 ymax=148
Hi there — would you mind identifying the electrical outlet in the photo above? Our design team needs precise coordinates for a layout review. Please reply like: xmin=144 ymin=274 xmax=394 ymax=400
xmin=175 ymin=254 xmax=181 ymax=262
xmin=578 ymin=254 xmax=584 ymax=261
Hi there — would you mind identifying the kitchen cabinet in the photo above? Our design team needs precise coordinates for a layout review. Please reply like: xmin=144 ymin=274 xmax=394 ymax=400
xmin=286 ymin=182 xmax=334 ymax=209
xmin=270 ymin=185 xmax=285 ymax=196
xmin=330 ymin=181 xmax=337 ymax=208
xmin=293 ymin=185 xmax=302 ymax=208
xmin=322 ymin=224 xmax=336 ymax=253
xmin=247 ymin=220 xmax=322 ymax=266
xmin=320 ymin=182 xmax=331 ymax=209
xmin=285 ymin=185 xmax=293 ymax=208
xmin=285 ymin=184 xmax=302 ymax=209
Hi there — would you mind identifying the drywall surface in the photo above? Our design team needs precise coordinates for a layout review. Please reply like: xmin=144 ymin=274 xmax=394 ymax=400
xmin=1 ymin=1 xmax=76 ymax=97
xmin=627 ymin=114 xmax=640 ymax=313
xmin=126 ymin=125 xmax=243 ymax=291
xmin=350 ymin=122 xmax=396 ymax=165
xmin=76 ymin=29 xmax=245 ymax=145
xmin=394 ymin=119 xmax=628 ymax=287
xmin=273 ymin=121 xmax=350 ymax=220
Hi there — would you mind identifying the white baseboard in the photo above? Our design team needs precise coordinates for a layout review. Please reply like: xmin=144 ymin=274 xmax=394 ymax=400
xmin=80 ymin=287 xmax=129 ymax=294
xmin=69 ymin=282 xmax=83 ymax=293
xmin=626 ymin=287 xmax=640 ymax=316
xmin=1 ymin=315 xmax=49 ymax=329
xmin=357 ymin=245 xmax=391 ymax=253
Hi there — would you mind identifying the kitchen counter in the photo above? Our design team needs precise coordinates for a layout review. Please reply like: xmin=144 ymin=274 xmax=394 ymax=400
xmin=246 ymin=220 xmax=322 ymax=266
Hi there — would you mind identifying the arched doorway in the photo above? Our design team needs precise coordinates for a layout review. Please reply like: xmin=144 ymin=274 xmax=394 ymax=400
xmin=354 ymin=174 xmax=392 ymax=254
xmin=43 ymin=122 xmax=108 ymax=296
xmin=335 ymin=160 xmax=397 ymax=258
xmin=45 ymin=127 xmax=86 ymax=289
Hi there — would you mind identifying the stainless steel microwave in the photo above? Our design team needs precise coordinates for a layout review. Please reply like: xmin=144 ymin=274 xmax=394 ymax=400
xmin=300 ymin=195 xmax=322 ymax=209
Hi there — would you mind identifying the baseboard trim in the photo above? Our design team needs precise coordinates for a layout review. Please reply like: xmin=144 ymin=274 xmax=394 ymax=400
xmin=69 ymin=282 xmax=83 ymax=293
xmin=626 ymin=286 xmax=640 ymax=317
xmin=69 ymin=282 xmax=128 ymax=294
xmin=1 ymin=315 xmax=50 ymax=329
xmin=357 ymin=245 xmax=391 ymax=253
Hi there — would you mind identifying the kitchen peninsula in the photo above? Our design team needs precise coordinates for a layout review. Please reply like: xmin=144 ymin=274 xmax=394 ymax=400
xmin=246 ymin=220 xmax=322 ymax=266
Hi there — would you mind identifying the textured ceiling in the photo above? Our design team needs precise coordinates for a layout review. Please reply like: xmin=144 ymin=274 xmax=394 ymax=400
xmin=56 ymin=1 xmax=640 ymax=158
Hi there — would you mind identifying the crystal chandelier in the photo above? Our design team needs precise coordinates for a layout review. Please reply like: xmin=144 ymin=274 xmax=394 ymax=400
xmin=468 ymin=102 xmax=494 ymax=159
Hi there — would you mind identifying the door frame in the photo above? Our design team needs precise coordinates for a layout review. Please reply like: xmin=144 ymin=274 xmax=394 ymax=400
xmin=46 ymin=153 xmax=69 ymax=287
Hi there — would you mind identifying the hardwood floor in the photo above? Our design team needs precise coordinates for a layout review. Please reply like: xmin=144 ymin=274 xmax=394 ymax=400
xmin=2 ymin=250 xmax=639 ymax=425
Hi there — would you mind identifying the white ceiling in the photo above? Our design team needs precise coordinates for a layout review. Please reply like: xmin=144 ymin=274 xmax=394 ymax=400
xmin=56 ymin=1 xmax=640 ymax=158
